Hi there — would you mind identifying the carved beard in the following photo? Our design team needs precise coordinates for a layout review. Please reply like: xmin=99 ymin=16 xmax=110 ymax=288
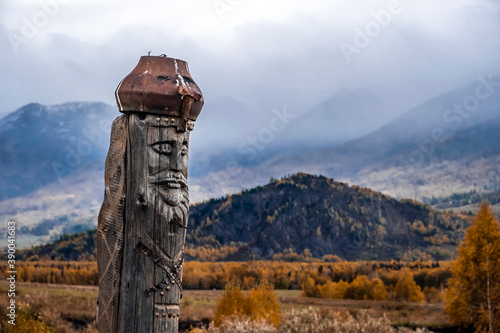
xmin=158 ymin=184 xmax=189 ymax=229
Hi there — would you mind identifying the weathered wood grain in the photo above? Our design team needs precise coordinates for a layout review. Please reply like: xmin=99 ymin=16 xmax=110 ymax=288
xmin=97 ymin=115 xmax=127 ymax=333
xmin=99 ymin=113 xmax=190 ymax=332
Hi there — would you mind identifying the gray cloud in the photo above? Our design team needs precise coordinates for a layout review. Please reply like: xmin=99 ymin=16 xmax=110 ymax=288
xmin=1 ymin=0 xmax=499 ymax=127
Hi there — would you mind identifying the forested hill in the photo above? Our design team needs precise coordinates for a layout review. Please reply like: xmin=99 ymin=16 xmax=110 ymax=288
xmin=17 ymin=229 xmax=96 ymax=261
xmin=187 ymin=173 xmax=472 ymax=261
xmin=18 ymin=173 xmax=474 ymax=261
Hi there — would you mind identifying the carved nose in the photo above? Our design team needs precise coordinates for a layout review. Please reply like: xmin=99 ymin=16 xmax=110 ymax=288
xmin=170 ymin=149 xmax=182 ymax=171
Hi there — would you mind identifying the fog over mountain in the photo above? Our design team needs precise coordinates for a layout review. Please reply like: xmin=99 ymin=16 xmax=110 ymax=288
xmin=1 ymin=74 xmax=499 ymax=247
xmin=270 ymin=89 xmax=396 ymax=153
xmin=0 ymin=87 xmax=400 ymax=202
xmin=2 ymin=0 xmax=500 ymax=136
xmin=192 ymin=77 xmax=500 ymax=200
xmin=273 ymin=75 xmax=500 ymax=171
xmin=0 ymin=102 xmax=114 ymax=200
xmin=2 ymin=0 xmax=500 ymax=249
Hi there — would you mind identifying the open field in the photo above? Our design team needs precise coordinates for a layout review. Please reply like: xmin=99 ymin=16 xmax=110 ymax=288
xmin=0 ymin=282 xmax=456 ymax=332
xmin=449 ymin=202 xmax=500 ymax=219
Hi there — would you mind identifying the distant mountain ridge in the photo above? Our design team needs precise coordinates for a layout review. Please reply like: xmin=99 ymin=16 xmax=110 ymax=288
xmin=18 ymin=173 xmax=473 ymax=262
xmin=191 ymin=77 xmax=500 ymax=201
xmin=0 ymin=102 xmax=115 ymax=200
xmin=0 ymin=91 xmax=404 ymax=246
xmin=1 ymin=77 xmax=499 ymax=247
xmin=270 ymin=76 xmax=500 ymax=177
xmin=277 ymin=76 xmax=500 ymax=170
xmin=272 ymin=88 xmax=394 ymax=152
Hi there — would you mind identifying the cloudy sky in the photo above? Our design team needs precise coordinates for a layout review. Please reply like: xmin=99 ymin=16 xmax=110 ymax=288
xmin=1 ymin=0 xmax=500 ymax=121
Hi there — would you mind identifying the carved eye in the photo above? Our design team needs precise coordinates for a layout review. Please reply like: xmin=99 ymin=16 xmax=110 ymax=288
xmin=152 ymin=143 xmax=172 ymax=155
xmin=181 ymin=145 xmax=188 ymax=156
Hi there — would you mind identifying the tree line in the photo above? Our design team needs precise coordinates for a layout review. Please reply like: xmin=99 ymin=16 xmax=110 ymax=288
xmin=2 ymin=202 xmax=499 ymax=331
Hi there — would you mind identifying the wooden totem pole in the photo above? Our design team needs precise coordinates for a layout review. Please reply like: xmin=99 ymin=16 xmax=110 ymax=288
xmin=97 ymin=55 xmax=204 ymax=333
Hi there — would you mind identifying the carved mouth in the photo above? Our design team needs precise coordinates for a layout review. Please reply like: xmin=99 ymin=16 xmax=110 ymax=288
xmin=149 ymin=173 xmax=188 ymax=189
xmin=153 ymin=178 xmax=187 ymax=189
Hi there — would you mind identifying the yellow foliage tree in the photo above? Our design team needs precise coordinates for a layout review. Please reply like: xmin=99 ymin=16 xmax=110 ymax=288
xmin=369 ymin=278 xmax=388 ymax=301
xmin=246 ymin=281 xmax=280 ymax=327
xmin=301 ymin=276 xmax=319 ymax=297
xmin=319 ymin=280 xmax=349 ymax=299
xmin=343 ymin=275 xmax=389 ymax=300
xmin=213 ymin=283 xmax=246 ymax=327
xmin=394 ymin=268 xmax=424 ymax=302
xmin=344 ymin=275 xmax=371 ymax=300
xmin=214 ymin=281 xmax=280 ymax=327
xmin=445 ymin=202 xmax=500 ymax=332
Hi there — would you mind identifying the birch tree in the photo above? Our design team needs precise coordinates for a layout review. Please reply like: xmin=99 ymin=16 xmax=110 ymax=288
xmin=445 ymin=202 xmax=500 ymax=332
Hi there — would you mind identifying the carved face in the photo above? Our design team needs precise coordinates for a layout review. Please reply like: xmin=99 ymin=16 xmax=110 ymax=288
xmin=148 ymin=118 xmax=190 ymax=210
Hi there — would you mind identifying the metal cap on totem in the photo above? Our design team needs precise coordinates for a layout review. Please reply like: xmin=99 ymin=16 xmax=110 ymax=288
xmin=115 ymin=55 xmax=204 ymax=131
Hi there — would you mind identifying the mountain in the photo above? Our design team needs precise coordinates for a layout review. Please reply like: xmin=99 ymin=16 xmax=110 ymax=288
xmin=18 ymin=174 xmax=473 ymax=262
xmin=273 ymin=114 xmax=500 ymax=198
xmin=189 ymin=90 xmax=397 ymax=176
xmin=0 ymin=102 xmax=115 ymax=200
xmin=2 ymin=77 xmax=499 ymax=247
xmin=187 ymin=173 xmax=472 ymax=261
xmin=0 ymin=90 xmax=400 ymax=245
xmin=191 ymin=96 xmax=257 ymax=149
xmin=0 ymin=102 xmax=115 ymax=247
xmin=271 ymin=89 xmax=395 ymax=153
xmin=189 ymin=96 xmax=259 ymax=178
xmin=273 ymin=76 xmax=500 ymax=170
xmin=191 ymin=77 xmax=500 ymax=201
xmin=425 ymin=189 xmax=500 ymax=210
xmin=17 ymin=229 xmax=97 ymax=261
xmin=270 ymin=77 xmax=500 ymax=199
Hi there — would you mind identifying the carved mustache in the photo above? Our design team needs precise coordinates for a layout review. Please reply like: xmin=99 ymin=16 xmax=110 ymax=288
xmin=149 ymin=172 xmax=188 ymax=188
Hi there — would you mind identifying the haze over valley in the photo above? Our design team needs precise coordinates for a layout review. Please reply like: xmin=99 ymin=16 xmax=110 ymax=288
xmin=1 ymin=75 xmax=499 ymax=248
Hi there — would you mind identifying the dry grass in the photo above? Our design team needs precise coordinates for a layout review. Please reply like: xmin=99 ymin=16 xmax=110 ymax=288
xmin=181 ymin=289 xmax=450 ymax=329
xmin=190 ymin=307 xmax=433 ymax=333
xmin=0 ymin=283 xmax=451 ymax=332
xmin=279 ymin=295 xmax=449 ymax=328
xmin=180 ymin=290 xmax=219 ymax=322
xmin=190 ymin=316 xmax=277 ymax=333
xmin=0 ymin=282 xmax=97 ymax=333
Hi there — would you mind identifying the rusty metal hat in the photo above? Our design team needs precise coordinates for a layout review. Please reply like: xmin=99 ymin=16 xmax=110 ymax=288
xmin=115 ymin=55 xmax=204 ymax=130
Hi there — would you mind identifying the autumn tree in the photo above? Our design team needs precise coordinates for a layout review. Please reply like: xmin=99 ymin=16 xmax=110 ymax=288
xmin=445 ymin=202 xmax=500 ymax=332
xmin=214 ymin=283 xmax=247 ymax=327
xmin=318 ymin=280 xmax=349 ymax=299
xmin=394 ymin=268 xmax=425 ymax=302
xmin=370 ymin=278 xmax=389 ymax=301
xmin=301 ymin=276 xmax=319 ymax=297
xmin=344 ymin=275 xmax=372 ymax=300
xmin=342 ymin=275 xmax=388 ymax=300
xmin=214 ymin=281 xmax=280 ymax=327
xmin=246 ymin=281 xmax=280 ymax=326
